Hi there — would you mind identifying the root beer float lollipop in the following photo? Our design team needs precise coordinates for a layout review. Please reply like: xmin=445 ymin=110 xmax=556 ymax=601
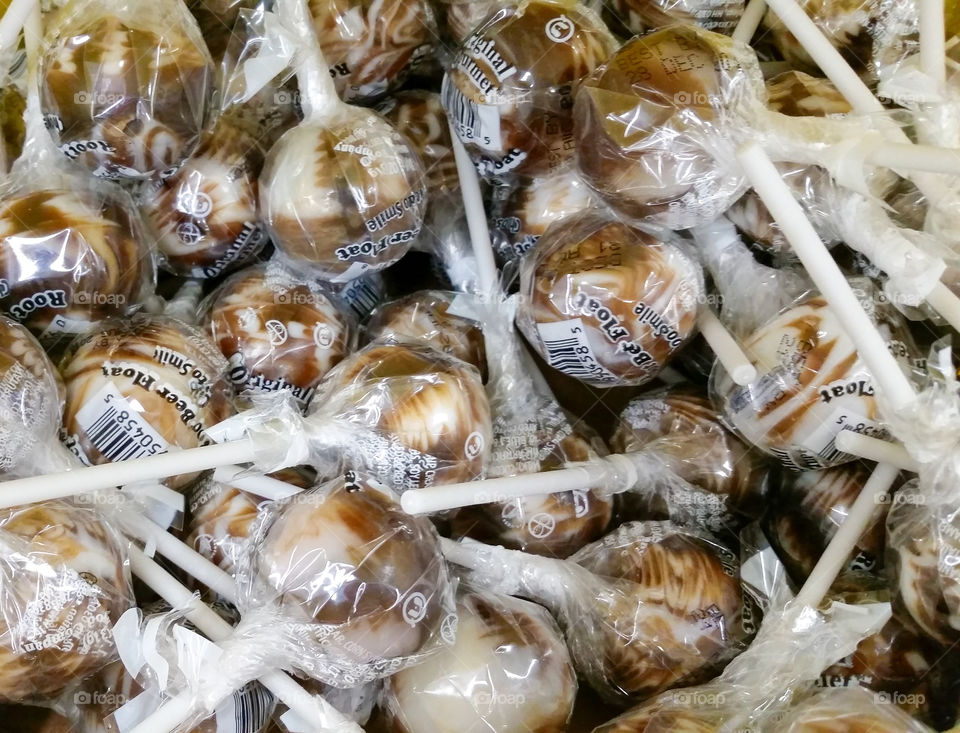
xmin=60 ymin=315 xmax=236 ymax=490
xmin=517 ymin=213 xmax=703 ymax=388
xmin=441 ymin=0 xmax=617 ymax=181
xmin=39 ymin=0 xmax=214 ymax=180
xmin=204 ymin=263 xmax=356 ymax=410
xmin=260 ymin=0 xmax=427 ymax=283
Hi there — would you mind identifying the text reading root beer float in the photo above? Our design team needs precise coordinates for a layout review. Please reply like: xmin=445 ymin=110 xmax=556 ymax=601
xmin=517 ymin=214 xmax=703 ymax=388
xmin=39 ymin=0 xmax=214 ymax=180
xmin=60 ymin=315 xmax=236 ymax=490
xmin=441 ymin=0 xmax=617 ymax=181
xmin=710 ymin=288 xmax=921 ymax=470
xmin=204 ymin=264 xmax=356 ymax=410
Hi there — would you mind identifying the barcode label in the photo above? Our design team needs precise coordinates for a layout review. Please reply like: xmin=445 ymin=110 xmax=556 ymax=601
xmin=797 ymin=407 xmax=886 ymax=468
xmin=339 ymin=275 xmax=382 ymax=319
xmin=536 ymin=319 xmax=619 ymax=384
xmin=442 ymin=79 xmax=500 ymax=151
xmin=74 ymin=382 xmax=169 ymax=462
xmin=215 ymin=682 xmax=275 ymax=733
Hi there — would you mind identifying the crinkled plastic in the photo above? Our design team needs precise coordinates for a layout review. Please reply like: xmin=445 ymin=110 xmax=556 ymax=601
xmin=39 ymin=0 xmax=215 ymax=179
xmin=59 ymin=314 xmax=237 ymax=490
xmin=604 ymin=0 xmax=745 ymax=36
xmin=772 ymin=686 xmax=936 ymax=732
xmin=710 ymin=285 xmax=922 ymax=470
xmin=307 ymin=339 xmax=492 ymax=488
xmin=610 ymin=386 xmax=769 ymax=536
xmin=447 ymin=294 xmax=613 ymax=558
xmin=438 ymin=0 xmax=518 ymax=44
xmin=187 ymin=0 xmax=255 ymax=62
xmin=517 ymin=213 xmax=704 ymax=388
xmin=443 ymin=520 xmax=756 ymax=706
xmin=203 ymin=263 xmax=357 ymax=411
xmin=366 ymin=290 xmax=487 ymax=379
xmin=259 ymin=0 xmax=427 ymax=283
xmin=306 ymin=0 xmax=438 ymax=104
xmin=384 ymin=586 xmax=577 ymax=733
xmin=0 ymin=500 xmax=134 ymax=703
xmin=441 ymin=0 xmax=618 ymax=181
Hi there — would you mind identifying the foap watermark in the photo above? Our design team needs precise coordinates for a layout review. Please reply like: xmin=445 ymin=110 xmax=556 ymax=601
xmin=674 ymin=90 xmax=719 ymax=107
xmin=473 ymin=691 xmax=527 ymax=709
xmin=74 ymin=91 xmax=125 ymax=106
xmin=274 ymin=90 xmax=302 ymax=107
xmin=73 ymin=290 xmax=126 ymax=307
xmin=672 ymin=690 xmax=727 ymax=707
xmin=274 ymin=289 xmax=326 ymax=307
xmin=74 ymin=690 xmax=129 ymax=707
xmin=874 ymin=691 xmax=925 ymax=707
xmin=876 ymin=491 xmax=926 ymax=506
xmin=75 ymin=491 xmax=125 ymax=507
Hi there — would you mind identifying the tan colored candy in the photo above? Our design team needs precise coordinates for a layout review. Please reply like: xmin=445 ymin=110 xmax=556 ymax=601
xmin=608 ymin=0 xmax=745 ymax=35
xmin=772 ymin=687 xmax=934 ymax=732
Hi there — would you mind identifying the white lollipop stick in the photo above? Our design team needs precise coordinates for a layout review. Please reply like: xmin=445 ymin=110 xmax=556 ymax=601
xmin=697 ymin=308 xmax=757 ymax=385
xmin=0 ymin=0 xmax=36 ymax=54
xmin=920 ymin=0 xmax=947 ymax=88
xmin=834 ymin=432 xmax=920 ymax=472
xmin=0 ymin=438 xmax=258 ymax=509
xmin=737 ymin=141 xmax=917 ymax=409
xmin=128 ymin=547 xmax=361 ymax=733
xmin=794 ymin=462 xmax=900 ymax=607
xmin=212 ymin=465 xmax=303 ymax=501
xmin=860 ymin=141 xmax=960 ymax=176
xmin=401 ymin=452 xmax=646 ymax=514
xmin=925 ymin=281 xmax=960 ymax=332
xmin=732 ymin=0 xmax=767 ymax=44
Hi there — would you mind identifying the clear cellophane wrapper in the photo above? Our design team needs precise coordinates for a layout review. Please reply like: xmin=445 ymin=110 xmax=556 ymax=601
xmin=39 ymin=0 xmax=214 ymax=180
xmin=446 ymin=294 xmax=614 ymax=558
xmin=0 ymin=500 xmax=134 ymax=704
xmin=441 ymin=0 xmax=618 ymax=181
xmin=610 ymin=385 xmax=770 ymax=537
xmin=709 ymin=281 xmax=922 ymax=470
xmin=115 ymin=474 xmax=456 ymax=732
xmin=516 ymin=212 xmax=705 ymax=388
xmin=0 ymin=314 xmax=76 ymax=477
xmin=604 ymin=0 xmax=744 ymax=37
xmin=443 ymin=519 xmax=756 ymax=706
xmin=0 ymin=43 xmax=26 ymax=176
xmin=201 ymin=262 xmax=358 ymax=412
xmin=771 ymin=686 xmax=936 ymax=733
xmin=58 ymin=314 xmax=237 ymax=490
xmin=383 ymin=584 xmax=578 ymax=733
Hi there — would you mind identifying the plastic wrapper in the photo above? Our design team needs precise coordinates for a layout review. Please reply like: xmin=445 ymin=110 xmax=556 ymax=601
xmin=187 ymin=0 xmax=254 ymax=61
xmin=39 ymin=0 xmax=215 ymax=179
xmin=307 ymin=339 xmax=492 ymax=488
xmin=605 ymin=0 xmax=745 ymax=36
xmin=765 ymin=465 xmax=891 ymax=584
xmin=441 ymin=0 xmax=617 ymax=181
xmin=259 ymin=0 xmax=427 ymax=283
xmin=488 ymin=165 xmax=597 ymax=270
xmin=141 ymin=114 xmax=267 ymax=280
xmin=449 ymin=295 xmax=613 ymax=558
xmin=384 ymin=586 xmax=577 ymax=733
xmin=59 ymin=314 xmax=237 ymax=490
xmin=444 ymin=520 xmax=755 ymax=706
xmin=772 ymin=686 xmax=935 ymax=732
xmin=203 ymin=263 xmax=357 ymax=411
xmin=517 ymin=213 xmax=704 ymax=388
xmin=306 ymin=0 xmax=437 ymax=104
xmin=0 ymin=500 xmax=134 ymax=703
xmin=439 ymin=0 xmax=517 ymax=44
xmin=0 ymin=84 xmax=25 ymax=176
xmin=366 ymin=290 xmax=486 ymax=379
xmin=610 ymin=386 xmax=769 ymax=535
xmin=710 ymin=285 xmax=922 ymax=470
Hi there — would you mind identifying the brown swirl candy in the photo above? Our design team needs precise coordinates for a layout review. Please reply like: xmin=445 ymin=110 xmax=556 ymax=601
xmin=0 ymin=85 xmax=25 ymax=175
xmin=440 ymin=1 xmax=516 ymax=44
xmin=205 ymin=264 xmax=355 ymax=410
xmin=307 ymin=0 xmax=437 ymax=103
xmin=248 ymin=473 xmax=454 ymax=675
xmin=385 ymin=587 xmax=577 ymax=733
xmin=40 ymin=2 xmax=214 ymax=179
xmin=606 ymin=0 xmax=745 ymax=35
xmin=60 ymin=315 xmax=236 ymax=490
xmin=0 ymin=501 xmax=133 ymax=703
xmin=0 ymin=186 xmax=151 ymax=341
xmin=711 ymin=291 xmax=920 ymax=470
xmin=309 ymin=340 xmax=492 ymax=488
xmin=366 ymin=290 xmax=486 ymax=378
xmin=142 ymin=115 xmax=266 ymax=279
xmin=442 ymin=0 xmax=617 ymax=180
xmin=574 ymin=26 xmax=761 ymax=229
xmin=772 ymin=687 xmax=935 ymax=732
xmin=260 ymin=108 xmax=426 ymax=282
xmin=517 ymin=214 xmax=703 ymax=388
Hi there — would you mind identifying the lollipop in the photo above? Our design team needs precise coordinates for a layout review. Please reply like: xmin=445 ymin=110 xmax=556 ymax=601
xmin=610 ymin=387 xmax=768 ymax=532
xmin=710 ymin=289 xmax=921 ymax=470
xmin=440 ymin=0 xmax=516 ymax=44
xmin=0 ymin=501 xmax=133 ymax=703
xmin=60 ymin=315 xmax=236 ymax=490
xmin=0 ymin=85 xmax=25 ymax=174
xmin=39 ymin=0 xmax=214 ymax=179
xmin=606 ymin=0 xmax=745 ymax=35
xmin=366 ymin=290 xmax=486 ymax=378
xmin=384 ymin=587 xmax=577 ymax=733
xmin=142 ymin=115 xmax=267 ymax=279
xmin=306 ymin=0 xmax=437 ymax=103
xmin=773 ymin=686 xmax=935 ymax=732
xmin=517 ymin=214 xmax=703 ymax=388
xmin=441 ymin=0 xmax=617 ymax=180
xmin=204 ymin=264 xmax=356 ymax=410
xmin=309 ymin=340 xmax=492 ymax=488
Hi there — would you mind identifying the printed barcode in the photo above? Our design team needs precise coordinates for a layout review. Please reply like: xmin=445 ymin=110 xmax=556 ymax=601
xmin=87 ymin=406 xmax=162 ymax=461
xmin=815 ymin=432 xmax=848 ymax=467
xmin=221 ymin=682 xmax=274 ymax=733
xmin=446 ymin=84 xmax=481 ymax=141
xmin=441 ymin=79 xmax=499 ymax=150
xmin=341 ymin=277 xmax=381 ymax=319
xmin=543 ymin=336 xmax=597 ymax=378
